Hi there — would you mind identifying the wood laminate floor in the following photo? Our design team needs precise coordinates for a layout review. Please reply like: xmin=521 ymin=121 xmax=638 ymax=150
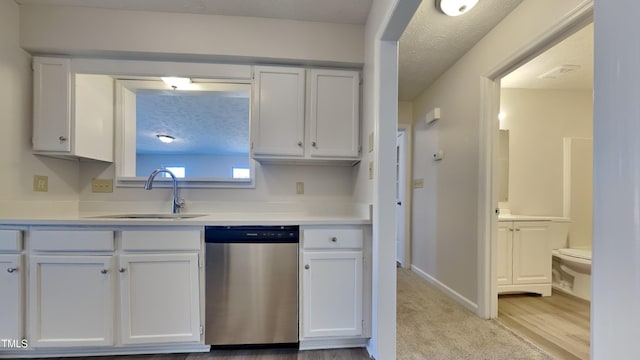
xmin=48 ymin=348 xmax=371 ymax=360
xmin=498 ymin=290 xmax=590 ymax=360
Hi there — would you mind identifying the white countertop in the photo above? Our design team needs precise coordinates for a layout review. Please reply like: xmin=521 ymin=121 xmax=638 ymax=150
xmin=498 ymin=214 xmax=570 ymax=222
xmin=0 ymin=212 xmax=370 ymax=227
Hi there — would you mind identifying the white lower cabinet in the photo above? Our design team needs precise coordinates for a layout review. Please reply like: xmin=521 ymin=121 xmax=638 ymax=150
xmin=0 ymin=254 xmax=23 ymax=340
xmin=497 ymin=221 xmax=552 ymax=296
xmin=119 ymin=253 xmax=200 ymax=344
xmin=29 ymin=255 xmax=114 ymax=347
xmin=301 ymin=227 xmax=365 ymax=342
xmin=302 ymin=251 xmax=363 ymax=338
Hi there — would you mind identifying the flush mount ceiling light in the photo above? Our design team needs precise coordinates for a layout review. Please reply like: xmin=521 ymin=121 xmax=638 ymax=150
xmin=161 ymin=76 xmax=192 ymax=89
xmin=156 ymin=134 xmax=176 ymax=143
xmin=437 ymin=0 xmax=479 ymax=16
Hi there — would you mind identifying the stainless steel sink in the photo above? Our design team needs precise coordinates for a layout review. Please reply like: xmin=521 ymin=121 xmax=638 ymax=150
xmin=91 ymin=213 xmax=207 ymax=220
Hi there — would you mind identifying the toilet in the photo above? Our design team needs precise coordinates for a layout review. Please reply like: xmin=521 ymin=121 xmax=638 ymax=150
xmin=549 ymin=219 xmax=592 ymax=301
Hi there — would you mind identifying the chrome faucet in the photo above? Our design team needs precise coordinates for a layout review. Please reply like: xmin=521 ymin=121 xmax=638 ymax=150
xmin=144 ymin=168 xmax=185 ymax=214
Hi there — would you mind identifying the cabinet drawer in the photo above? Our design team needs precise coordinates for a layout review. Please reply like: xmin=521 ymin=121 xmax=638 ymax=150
xmin=30 ymin=230 xmax=114 ymax=251
xmin=0 ymin=230 xmax=22 ymax=251
xmin=121 ymin=230 xmax=201 ymax=251
xmin=303 ymin=228 xmax=363 ymax=249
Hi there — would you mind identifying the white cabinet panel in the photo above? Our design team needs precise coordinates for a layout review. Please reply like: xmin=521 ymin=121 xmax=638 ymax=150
xmin=32 ymin=57 xmax=114 ymax=161
xmin=0 ymin=254 xmax=23 ymax=340
xmin=29 ymin=255 xmax=114 ymax=347
xmin=33 ymin=57 xmax=71 ymax=152
xmin=252 ymin=66 xmax=305 ymax=157
xmin=309 ymin=69 xmax=360 ymax=158
xmin=513 ymin=223 xmax=552 ymax=284
xmin=496 ymin=223 xmax=512 ymax=286
xmin=119 ymin=253 xmax=200 ymax=345
xmin=302 ymin=251 xmax=363 ymax=338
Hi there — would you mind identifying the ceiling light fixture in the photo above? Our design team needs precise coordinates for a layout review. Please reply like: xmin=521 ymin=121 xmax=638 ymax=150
xmin=161 ymin=76 xmax=192 ymax=89
xmin=437 ymin=0 xmax=479 ymax=16
xmin=156 ymin=134 xmax=176 ymax=143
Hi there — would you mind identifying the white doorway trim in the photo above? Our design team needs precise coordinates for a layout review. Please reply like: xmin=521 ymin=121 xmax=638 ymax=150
xmin=477 ymin=1 xmax=594 ymax=319
xmin=396 ymin=125 xmax=412 ymax=268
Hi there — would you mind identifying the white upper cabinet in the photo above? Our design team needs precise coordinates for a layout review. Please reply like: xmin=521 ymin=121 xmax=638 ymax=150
xmin=33 ymin=57 xmax=114 ymax=162
xmin=251 ymin=66 xmax=360 ymax=163
xmin=252 ymin=66 xmax=306 ymax=157
xmin=309 ymin=69 xmax=360 ymax=158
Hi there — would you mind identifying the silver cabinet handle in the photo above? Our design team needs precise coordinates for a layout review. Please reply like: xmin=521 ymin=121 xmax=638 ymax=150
xmin=331 ymin=237 xmax=337 ymax=242
xmin=59 ymin=136 xmax=67 ymax=143
xmin=119 ymin=268 xmax=127 ymax=273
xmin=100 ymin=269 xmax=108 ymax=274
xmin=7 ymin=267 xmax=18 ymax=273
xmin=297 ymin=141 xmax=303 ymax=147
xmin=304 ymin=264 xmax=310 ymax=270
xmin=515 ymin=228 xmax=521 ymax=232
xmin=312 ymin=141 xmax=317 ymax=147
xmin=509 ymin=228 xmax=514 ymax=232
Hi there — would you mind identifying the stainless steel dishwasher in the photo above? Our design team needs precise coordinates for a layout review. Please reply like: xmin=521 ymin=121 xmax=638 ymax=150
xmin=204 ymin=225 xmax=299 ymax=347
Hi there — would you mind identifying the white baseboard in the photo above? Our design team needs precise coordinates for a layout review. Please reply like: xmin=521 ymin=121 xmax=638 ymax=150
xmin=410 ymin=265 xmax=478 ymax=314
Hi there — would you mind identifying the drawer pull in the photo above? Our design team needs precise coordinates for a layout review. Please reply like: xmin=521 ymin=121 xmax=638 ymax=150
xmin=331 ymin=237 xmax=337 ymax=242
xmin=7 ymin=267 xmax=18 ymax=273
xmin=100 ymin=269 xmax=108 ymax=274
xmin=304 ymin=264 xmax=310 ymax=270
xmin=119 ymin=268 xmax=127 ymax=273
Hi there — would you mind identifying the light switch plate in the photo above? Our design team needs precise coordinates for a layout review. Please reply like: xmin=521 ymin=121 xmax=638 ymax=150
xmin=413 ymin=178 xmax=425 ymax=189
xmin=33 ymin=175 xmax=48 ymax=192
xmin=296 ymin=182 xmax=304 ymax=195
xmin=91 ymin=178 xmax=113 ymax=193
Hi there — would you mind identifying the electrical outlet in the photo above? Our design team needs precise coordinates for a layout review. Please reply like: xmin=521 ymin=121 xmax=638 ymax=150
xmin=413 ymin=178 xmax=425 ymax=189
xmin=296 ymin=182 xmax=304 ymax=195
xmin=33 ymin=175 xmax=48 ymax=192
xmin=91 ymin=178 xmax=113 ymax=193
xmin=368 ymin=161 xmax=374 ymax=180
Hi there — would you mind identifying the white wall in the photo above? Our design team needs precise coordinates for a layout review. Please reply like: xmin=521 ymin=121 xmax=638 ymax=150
xmin=0 ymin=0 xmax=79 ymax=217
xmin=500 ymin=88 xmax=592 ymax=216
xmin=592 ymin=1 xmax=640 ymax=356
xmin=19 ymin=5 xmax=364 ymax=66
xmin=410 ymin=0 xmax=586 ymax=307
xmin=13 ymin=4 xmax=367 ymax=215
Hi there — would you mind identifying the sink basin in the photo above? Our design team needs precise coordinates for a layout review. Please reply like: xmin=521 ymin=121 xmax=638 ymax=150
xmin=92 ymin=213 xmax=207 ymax=220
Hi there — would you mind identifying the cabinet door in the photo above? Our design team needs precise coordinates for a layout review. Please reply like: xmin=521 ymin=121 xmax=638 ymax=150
xmin=33 ymin=57 xmax=71 ymax=152
xmin=0 ymin=254 xmax=23 ymax=340
xmin=309 ymin=69 xmax=360 ymax=158
xmin=302 ymin=251 xmax=363 ymax=338
xmin=512 ymin=222 xmax=552 ymax=284
xmin=29 ymin=255 xmax=114 ymax=347
xmin=496 ymin=223 xmax=512 ymax=285
xmin=119 ymin=253 xmax=200 ymax=345
xmin=252 ymin=66 xmax=305 ymax=157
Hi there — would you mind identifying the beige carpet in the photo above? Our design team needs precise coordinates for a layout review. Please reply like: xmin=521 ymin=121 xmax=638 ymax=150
xmin=397 ymin=268 xmax=552 ymax=360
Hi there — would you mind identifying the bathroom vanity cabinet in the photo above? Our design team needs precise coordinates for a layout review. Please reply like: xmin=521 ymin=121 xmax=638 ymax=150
xmin=497 ymin=221 xmax=552 ymax=296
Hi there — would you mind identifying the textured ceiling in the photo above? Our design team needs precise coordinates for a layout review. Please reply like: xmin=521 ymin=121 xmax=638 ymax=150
xmin=15 ymin=0 xmax=373 ymax=25
xmin=502 ymin=23 xmax=593 ymax=90
xmin=136 ymin=90 xmax=250 ymax=155
xmin=398 ymin=0 xmax=523 ymax=100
